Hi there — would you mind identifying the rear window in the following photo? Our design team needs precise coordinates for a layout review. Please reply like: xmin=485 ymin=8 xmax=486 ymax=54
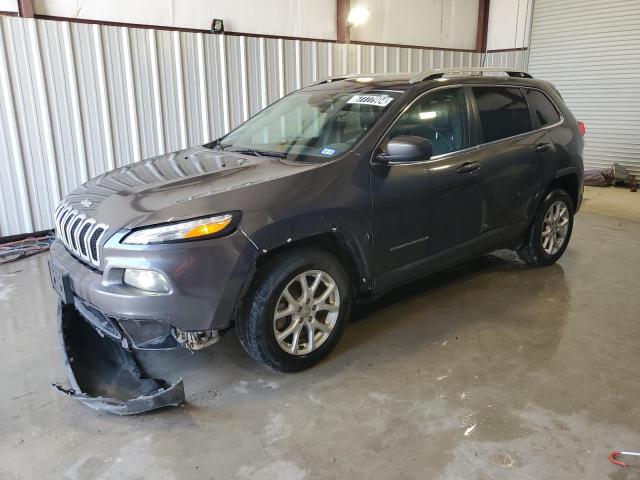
xmin=525 ymin=89 xmax=561 ymax=127
xmin=473 ymin=87 xmax=532 ymax=143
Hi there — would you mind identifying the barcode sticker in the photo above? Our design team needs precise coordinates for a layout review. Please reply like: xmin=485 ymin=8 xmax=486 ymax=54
xmin=347 ymin=94 xmax=394 ymax=107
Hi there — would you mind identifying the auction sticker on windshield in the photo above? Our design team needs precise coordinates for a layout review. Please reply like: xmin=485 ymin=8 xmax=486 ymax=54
xmin=347 ymin=94 xmax=394 ymax=107
xmin=320 ymin=147 xmax=337 ymax=156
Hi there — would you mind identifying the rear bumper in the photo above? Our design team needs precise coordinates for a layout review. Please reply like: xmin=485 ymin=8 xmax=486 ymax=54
xmin=49 ymin=229 xmax=258 ymax=335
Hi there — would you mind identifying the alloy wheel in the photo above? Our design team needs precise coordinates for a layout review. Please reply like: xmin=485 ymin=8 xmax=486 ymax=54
xmin=541 ymin=200 xmax=570 ymax=255
xmin=273 ymin=270 xmax=340 ymax=355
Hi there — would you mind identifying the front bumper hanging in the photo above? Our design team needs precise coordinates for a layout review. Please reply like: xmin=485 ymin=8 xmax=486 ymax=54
xmin=52 ymin=303 xmax=185 ymax=415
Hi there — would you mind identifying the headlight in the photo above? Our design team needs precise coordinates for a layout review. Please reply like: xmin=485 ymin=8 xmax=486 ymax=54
xmin=123 ymin=269 xmax=170 ymax=293
xmin=122 ymin=213 xmax=238 ymax=245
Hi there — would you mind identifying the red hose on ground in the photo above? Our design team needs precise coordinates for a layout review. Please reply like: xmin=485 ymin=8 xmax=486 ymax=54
xmin=609 ymin=451 xmax=640 ymax=468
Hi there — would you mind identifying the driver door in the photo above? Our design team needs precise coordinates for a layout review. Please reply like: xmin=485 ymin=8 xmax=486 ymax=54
xmin=370 ymin=87 xmax=484 ymax=280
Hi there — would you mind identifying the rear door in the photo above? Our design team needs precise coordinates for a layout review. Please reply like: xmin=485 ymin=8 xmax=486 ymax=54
xmin=469 ymin=86 xmax=543 ymax=233
xmin=523 ymin=87 xmax=566 ymax=193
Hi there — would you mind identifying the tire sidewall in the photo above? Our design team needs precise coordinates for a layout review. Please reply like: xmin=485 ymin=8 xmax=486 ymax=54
xmin=252 ymin=249 xmax=351 ymax=371
xmin=530 ymin=189 xmax=574 ymax=265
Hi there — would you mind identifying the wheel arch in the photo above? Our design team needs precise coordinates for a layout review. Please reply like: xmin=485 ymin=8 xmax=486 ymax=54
xmin=549 ymin=169 xmax=580 ymax=211
xmin=253 ymin=231 xmax=371 ymax=296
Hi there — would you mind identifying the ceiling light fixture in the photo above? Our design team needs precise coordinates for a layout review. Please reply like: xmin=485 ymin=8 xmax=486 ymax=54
xmin=347 ymin=6 xmax=370 ymax=27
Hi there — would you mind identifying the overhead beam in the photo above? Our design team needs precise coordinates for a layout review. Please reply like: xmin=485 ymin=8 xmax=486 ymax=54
xmin=336 ymin=0 xmax=350 ymax=44
xmin=475 ymin=0 xmax=490 ymax=52
xmin=18 ymin=0 xmax=34 ymax=17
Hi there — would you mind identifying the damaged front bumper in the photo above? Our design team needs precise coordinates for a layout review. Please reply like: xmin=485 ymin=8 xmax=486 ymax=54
xmin=53 ymin=302 xmax=185 ymax=415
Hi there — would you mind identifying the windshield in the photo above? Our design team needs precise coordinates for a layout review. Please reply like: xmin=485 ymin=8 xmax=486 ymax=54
xmin=214 ymin=88 xmax=404 ymax=160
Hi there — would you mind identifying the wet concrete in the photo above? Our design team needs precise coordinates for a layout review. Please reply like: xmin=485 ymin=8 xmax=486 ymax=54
xmin=1 ymin=186 xmax=639 ymax=479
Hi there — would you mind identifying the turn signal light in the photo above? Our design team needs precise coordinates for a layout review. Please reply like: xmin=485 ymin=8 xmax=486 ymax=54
xmin=183 ymin=217 xmax=233 ymax=239
xmin=578 ymin=121 xmax=586 ymax=136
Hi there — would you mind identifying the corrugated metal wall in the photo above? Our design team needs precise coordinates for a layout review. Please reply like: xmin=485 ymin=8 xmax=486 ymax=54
xmin=0 ymin=16 xmax=527 ymax=236
xmin=528 ymin=0 xmax=640 ymax=174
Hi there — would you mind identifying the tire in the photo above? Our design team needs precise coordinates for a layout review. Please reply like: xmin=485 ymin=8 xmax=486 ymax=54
xmin=237 ymin=247 xmax=351 ymax=372
xmin=517 ymin=188 xmax=574 ymax=266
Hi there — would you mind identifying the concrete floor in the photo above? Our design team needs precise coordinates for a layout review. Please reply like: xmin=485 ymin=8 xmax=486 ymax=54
xmin=1 ymin=186 xmax=639 ymax=479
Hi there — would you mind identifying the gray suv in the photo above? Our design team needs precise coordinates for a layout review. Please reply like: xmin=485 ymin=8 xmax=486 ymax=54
xmin=49 ymin=68 xmax=584 ymax=413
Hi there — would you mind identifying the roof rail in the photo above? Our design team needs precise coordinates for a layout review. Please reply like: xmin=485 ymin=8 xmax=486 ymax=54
xmin=311 ymin=73 xmax=402 ymax=86
xmin=409 ymin=67 xmax=532 ymax=84
xmin=311 ymin=75 xmax=352 ymax=86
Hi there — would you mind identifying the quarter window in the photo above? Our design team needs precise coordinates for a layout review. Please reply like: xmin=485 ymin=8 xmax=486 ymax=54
xmin=525 ymin=89 xmax=561 ymax=127
xmin=385 ymin=88 xmax=468 ymax=157
xmin=473 ymin=87 xmax=532 ymax=143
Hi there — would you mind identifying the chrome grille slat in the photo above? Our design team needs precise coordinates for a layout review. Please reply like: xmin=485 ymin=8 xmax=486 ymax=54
xmin=89 ymin=226 xmax=107 ymax=264
xmin=57 ymin=207 xmax=73 ymax=239
xmin=69 ymin=215 xmax=84 ymax=250
xmin=77 ymin=221 xmax=93 ymax=257
xmin=63 ymin=209 xmax=78 ymax=246
xmin=81 ymin=219 xmax=97 ymax=262
xmin=59 ymin=212 xmax=70 ymax=245
xmin=62 ymin=209 xmax=78 ymax=245
xmin=53 ymin=202 xmax=108 ymax=268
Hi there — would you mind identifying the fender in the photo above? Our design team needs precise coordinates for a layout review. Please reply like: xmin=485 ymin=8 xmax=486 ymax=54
xmin=243 ymin=213 xmax=373 ymax=292
xmin=224 ymin=219 xmax=372 ymax=329
xmin=556 ymin=166 xmax=579 ymax=179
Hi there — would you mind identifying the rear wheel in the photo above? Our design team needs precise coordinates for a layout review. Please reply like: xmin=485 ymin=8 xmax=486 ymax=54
xmin=237 ymin=247 xmax=350 ymax=372
xmin=517 ymin=189 xmax=574 ymax=266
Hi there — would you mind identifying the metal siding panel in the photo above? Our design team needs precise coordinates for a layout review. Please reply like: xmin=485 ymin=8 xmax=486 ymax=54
xmin=89 ymin=23 xmax=116 ymax=174
xmin=102 ymin=26 xmax=134 ymax=168
xmin=4 ymin=17 xmax=58 ymax=231
xmin=315 ymin=42 xmax=330 ymax=83
xmin=37 ymin=20 xmax=84 ymax=198
xmin=299 ymin=40 xmax=315 ymax=86
xmin=282 ymin=39 xmax=298 ymax=95
xmin=129 ymin=27 xmax=159 ymax=159
xmin=121 ymin=27 xmax=141 ymax=163
xmin=156 ymin=29 xmax=181 ymax=152
xmin=245 ymin=36 xmax=263 ymax=117
xmin=529 ymin=0 xmax=640 ymax=173
xmin=69 ymin=23 xmax=113 ymax=178
xmin=172 ymin=31 xmax=188 ymax=149
xmin=181 ymin=32 xmax=205 ymax=146
xmin=225 ymin=35 xmax=245 ymax=130
xmin=203 ymin=34 xmax=227 ymax=140
xmin=0 ymin=18 xmax=32 ymax=234
xmin=263 ymin=38 xmax=281 ymax=108
xmin=148 ymin=29 xmax=165 ymax=154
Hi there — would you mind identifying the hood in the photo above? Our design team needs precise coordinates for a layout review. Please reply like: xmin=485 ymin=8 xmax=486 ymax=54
xmin=62 ymin=146 xmax=322 ymax=234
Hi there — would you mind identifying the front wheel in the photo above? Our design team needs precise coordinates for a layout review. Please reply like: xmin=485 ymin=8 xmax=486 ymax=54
xmin=517 ymin=189 xmax=574 ymax=266
xmin=237 ymin=247 xmax=351 ymax=372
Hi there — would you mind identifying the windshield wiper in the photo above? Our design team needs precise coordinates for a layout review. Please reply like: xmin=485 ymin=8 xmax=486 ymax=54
xmin=203 ymin=138 xmax=225 ymax=150
xmin=229 ymin=148 xmax=288 ymax=159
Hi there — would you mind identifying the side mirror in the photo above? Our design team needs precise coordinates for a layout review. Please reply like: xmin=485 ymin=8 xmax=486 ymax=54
xmin=375 ymin=135 xmax=433 ymax=164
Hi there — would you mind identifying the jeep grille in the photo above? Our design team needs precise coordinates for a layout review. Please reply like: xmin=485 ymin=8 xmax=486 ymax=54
xmin=54 ymin=202 xmax=108 ymax=268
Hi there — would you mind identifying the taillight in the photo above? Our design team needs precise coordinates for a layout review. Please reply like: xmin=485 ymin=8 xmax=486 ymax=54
xmin=578 ymin=121 xmax=586 ymax=136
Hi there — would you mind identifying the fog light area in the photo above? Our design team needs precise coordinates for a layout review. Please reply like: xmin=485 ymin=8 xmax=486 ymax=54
xmin=123 ymin=268 xmax=170 ymax=293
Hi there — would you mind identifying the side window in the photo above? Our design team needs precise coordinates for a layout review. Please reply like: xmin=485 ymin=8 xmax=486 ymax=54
xmin=385 ymin=88 xmax=468 ymax=157
xmin=525 ymin=89 xmax=561 ymax=127
xmin=473 ymin=87 xmax=532 ymax=143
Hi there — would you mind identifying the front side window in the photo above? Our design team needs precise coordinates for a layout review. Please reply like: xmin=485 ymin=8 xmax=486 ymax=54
xmin=525 ymin=89 xmax=561 ymax=127
xmin=473 ymin=87 xmax=532 ymax=143
xmin=384 ymin=88 xmax=468 ymax=157
xmin=216 ymin=88 xmax=403 ymax=160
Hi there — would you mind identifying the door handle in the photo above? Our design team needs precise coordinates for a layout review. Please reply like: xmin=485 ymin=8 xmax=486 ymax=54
xmin=456 ymin=162 xmax=481 ymax=174
xmin=535 ymin=143 xmax=552 ymax=153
